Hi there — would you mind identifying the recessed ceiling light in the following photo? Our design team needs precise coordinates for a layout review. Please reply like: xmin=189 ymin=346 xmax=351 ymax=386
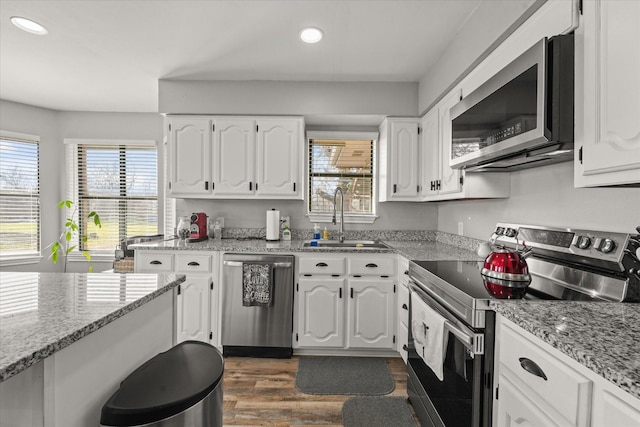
xmin=300 ymin=27 xmax=323 ymax=44
xmin=11 ymin=16 xmax=48 ymax=35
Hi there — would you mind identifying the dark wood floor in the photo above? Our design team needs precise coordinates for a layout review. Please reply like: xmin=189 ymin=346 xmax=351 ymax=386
xmin=222 ymin=356 xmax=417 ymax=426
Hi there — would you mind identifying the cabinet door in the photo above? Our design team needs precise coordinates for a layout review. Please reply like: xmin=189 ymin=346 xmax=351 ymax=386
xmin=297 ymin=278 xmax=345 ymax=348
xmin=176 ymin=277 xmax=211 ymax=343
xmin=496 ymin=374 xmax=561 ymax=427
xmin=214 ymin=119 xmax=255 ymax=196
xmin=438 ymin=89 xmax=463 ymax=195
xmin=421 ymin=107 xmax=440 ymax=197
xmin=577 ymin=0 xmax=640 ymax=186
xmin=168 ymin=118 xmax=212 ymax=197
xmin=347 ymin=279 xmax=395 ymax=349
xmin=389 ymin=119 xmax=421 ymax=199
xmin=255 ymin=119 xmax=301 ymax=198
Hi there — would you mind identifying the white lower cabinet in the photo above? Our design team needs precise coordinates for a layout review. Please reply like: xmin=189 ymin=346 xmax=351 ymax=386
xmin=496 ymin=316 xmax=640 ymax=427
xmin=396 ymin=256 xmax=411 ymax=363
xmin=296 ymin=254 xmax=396 ymax=352
xmin=297 ymin=277 xmax=345 ymax=348
xmin=135 ymin=250 xmax=219 ymax=347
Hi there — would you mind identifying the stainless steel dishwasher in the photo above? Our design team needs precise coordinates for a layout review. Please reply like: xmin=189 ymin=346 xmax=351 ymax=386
xmin=221 ymin=253 xmax=294 ymax=358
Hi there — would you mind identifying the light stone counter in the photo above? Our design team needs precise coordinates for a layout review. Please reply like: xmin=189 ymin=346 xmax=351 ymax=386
xmin=0 ymin=272 xmax=184 ymax=382
xmin=491 ymin=301 xmax=640 ymax=399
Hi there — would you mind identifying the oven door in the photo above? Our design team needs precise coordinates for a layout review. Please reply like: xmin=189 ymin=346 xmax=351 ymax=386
xmin=408 ymin=282 xmax=495 ymax=427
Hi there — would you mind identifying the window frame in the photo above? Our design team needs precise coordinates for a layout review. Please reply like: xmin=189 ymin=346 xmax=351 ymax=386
xmin=0 ymin=130 xmax=41 ymax=266
xmin=306 ymin=131 xmax=379 ymax=224
xmin=64 ymin=139 xmax=159 ymax=261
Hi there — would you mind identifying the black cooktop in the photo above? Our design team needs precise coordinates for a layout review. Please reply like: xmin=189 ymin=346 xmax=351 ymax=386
xmin=413 ymin=260 xmax=608 ymax=302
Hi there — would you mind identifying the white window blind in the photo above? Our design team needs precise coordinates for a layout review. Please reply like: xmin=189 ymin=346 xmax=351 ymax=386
xmin=66 ymin=140 xmax=158 ymax=254
xmin=308 ymin=138 xmax=374 ymax=215
xmin=0 ymin=134 xmax=40 ymax=258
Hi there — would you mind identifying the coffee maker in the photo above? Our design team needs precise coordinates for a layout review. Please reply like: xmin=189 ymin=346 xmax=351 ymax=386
xmin=188 ymin=212 xmax=208 ymax=242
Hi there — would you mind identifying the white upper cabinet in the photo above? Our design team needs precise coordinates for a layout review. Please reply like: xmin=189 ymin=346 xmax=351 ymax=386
xmin=575 ymin=0 xmax=640 ymax=187
xmin=213 ymin=119 xmax=255 ymax=196
xmin=168 ymin=118 xmax=212 ymax=197
xmin=378 ymin=118 xmax=421 ymax=201
xmin=421 ymin=90 xmax=510 ymax=201
xmin=255 ymin=118 xmax=303 ymax=198
xmin=166 ymin=116 xmax=304 ymax=199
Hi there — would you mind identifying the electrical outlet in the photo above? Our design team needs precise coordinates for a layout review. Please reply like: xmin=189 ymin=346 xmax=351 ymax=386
xmin=215 ymin=217 xmax=225 ymax=228
xmin=281 ymin=216 xmax=290 ymax=229
xmin=458 ymin=221 xmax=464 ymax=236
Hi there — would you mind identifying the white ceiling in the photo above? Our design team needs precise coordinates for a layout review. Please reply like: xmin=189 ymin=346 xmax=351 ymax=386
xmin=0 ymin=0 xmax=482 ymax=113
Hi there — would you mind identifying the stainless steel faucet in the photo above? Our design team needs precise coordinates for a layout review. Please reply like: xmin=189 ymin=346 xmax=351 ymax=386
xmin=332 ymin=186 xmax=345 ymax=243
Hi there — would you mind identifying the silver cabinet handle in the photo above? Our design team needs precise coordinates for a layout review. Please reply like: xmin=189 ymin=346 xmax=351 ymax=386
xmin=519 ymin=358 xmax=548 ymax=380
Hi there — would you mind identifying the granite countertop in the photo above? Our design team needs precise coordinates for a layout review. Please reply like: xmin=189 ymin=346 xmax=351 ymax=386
xmin=131 ymin=237 xmax=483 ymax=261
xmin=491 ymin=301 xmax=640 ymax=400
xmin=0 ymin=272 xmax=184 ymax=382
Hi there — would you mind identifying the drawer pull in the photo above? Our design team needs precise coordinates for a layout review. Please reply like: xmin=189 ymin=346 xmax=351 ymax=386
xmin=402 ymin=345 xmax=409 ymax=352
xmin=187 ymin=261 xmax=200 ymax=266
xmin=404 ymin=270 xmax=409 ymax=275
xmin=316 ymin=262 xmax=328 ymax=267
xmin=150 ymin=260 xmax=162 ymax=265
xmin=402 ymin=303 xmax=408 ymax=310
xmin=365 ymin=263 xmax=378 ymax=268
xmin=519 ymin=357 xmax=548 ymax=381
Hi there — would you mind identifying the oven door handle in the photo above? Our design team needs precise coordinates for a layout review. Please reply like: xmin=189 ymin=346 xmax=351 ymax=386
xmin=223 ymin=261 xmax=292 ymax=268
xmin=409 ymin=280 xmax=485 ymax=355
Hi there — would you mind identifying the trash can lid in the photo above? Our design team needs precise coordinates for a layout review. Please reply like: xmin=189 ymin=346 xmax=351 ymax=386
xmin=100 ymin=341 xmax=224 ymax=426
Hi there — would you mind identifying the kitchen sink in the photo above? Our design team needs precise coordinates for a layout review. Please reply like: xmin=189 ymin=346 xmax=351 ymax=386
xmin=302 ymin=240 xmax=389 ymax=249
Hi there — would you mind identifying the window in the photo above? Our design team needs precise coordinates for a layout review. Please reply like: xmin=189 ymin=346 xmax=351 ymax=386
xmin=0 ymin=132 xmax=40 ymax=260
xmin=307 ymin=131 xmax=377 ymax=222
xmin=66 ymin=140 xmax=158 ymax=255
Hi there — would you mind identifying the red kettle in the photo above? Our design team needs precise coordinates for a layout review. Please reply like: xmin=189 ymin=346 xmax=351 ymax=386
xmin=481 ymin=229 xmax=533 ymax=285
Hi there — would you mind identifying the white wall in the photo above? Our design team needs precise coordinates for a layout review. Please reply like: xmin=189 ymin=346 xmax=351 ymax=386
xmin=159 ymin=80 xmax=418 ymax=118
xmin=438 ymin=162 xmax=640 ymax=240
xmin=176 ymin=198 xmax=438 ymax=233
xmin=418 ymin=0 xmax=540 ymax=114
xmin=0 ymin=100 xmax=62 ymax=272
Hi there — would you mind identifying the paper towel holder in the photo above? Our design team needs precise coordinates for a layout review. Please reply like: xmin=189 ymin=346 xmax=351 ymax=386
xmin=266 ymin=208 xmax=281 ymax=241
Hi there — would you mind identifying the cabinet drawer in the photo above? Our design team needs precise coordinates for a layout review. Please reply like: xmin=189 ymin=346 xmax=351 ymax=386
xmin=500 ymin=324 xmax=591 ymax=426
xmin=175 ymin=253 xmax=212 ymax=274
xmin=347 ymin=257 xmax=395 ymax=276
xmin=135 ymin=252 xmax=174 ymax=273
xmin=398 ymin=284 xmax=409 ymax=328
xmin=299 ymin=257 xmax=345 ymax=275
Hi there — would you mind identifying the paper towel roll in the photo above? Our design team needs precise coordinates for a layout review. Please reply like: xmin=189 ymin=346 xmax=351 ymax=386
xmin=266 ymin=209 xmax=280 ymax=241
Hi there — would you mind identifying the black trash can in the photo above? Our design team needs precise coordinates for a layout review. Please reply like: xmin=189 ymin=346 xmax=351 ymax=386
xmin=100 ymin=341 xmax=224 ymax=427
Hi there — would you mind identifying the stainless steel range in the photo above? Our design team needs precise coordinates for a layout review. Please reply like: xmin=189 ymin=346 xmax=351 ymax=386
xmin=407 ymin=223 xmax=640 ymax=427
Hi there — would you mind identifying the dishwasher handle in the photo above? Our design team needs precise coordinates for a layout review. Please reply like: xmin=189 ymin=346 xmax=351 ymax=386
xmin=223 ymin=260 xmax=292 ymax=268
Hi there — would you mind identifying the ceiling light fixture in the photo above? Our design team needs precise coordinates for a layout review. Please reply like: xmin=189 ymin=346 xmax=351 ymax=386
xmin=300 ymin=27 xmax=323 ymax=44
xmin=11 ymin=16 xmax=48 ymax=35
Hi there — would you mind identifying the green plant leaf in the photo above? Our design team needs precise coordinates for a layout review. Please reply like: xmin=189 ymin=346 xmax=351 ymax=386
xmin=66 ymin=245 xmax=76 ymax=255
xmin=88 ymin=265 xmax=94 ymax=273
xmin=65 ymin=231 xmax=72 ymax=242
xmin=71 ymin=224 xmax=78 ymax=231
xmin=82 ymin=251 xmax=91 ymax=262
xmin=88 ymin=212 xmax=95 ymax=218
xmin=81 ymin=235 xmax=88 ymax=243
xmin=57 ymin=200 xmax=65 ymax=209
xmin=65 ymin=200 xmax=72 ymax=208
xmin=94 ymin=214 xmax=101 ymax=227
xmin=52 ymin=250 xmax=58 ymax=263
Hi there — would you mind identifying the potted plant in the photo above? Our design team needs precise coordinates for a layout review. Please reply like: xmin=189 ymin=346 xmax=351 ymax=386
xmin=49 ymin=199 xmax=101 ymax=272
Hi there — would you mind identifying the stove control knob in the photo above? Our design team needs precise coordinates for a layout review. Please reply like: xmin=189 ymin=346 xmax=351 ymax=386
xmin=575 ymin=235 xmax=592 ymax=249
xmin=598 ymin=238 xmax=616 ymax=254
xmin=505 ymin=228 xmax=517 ymax=238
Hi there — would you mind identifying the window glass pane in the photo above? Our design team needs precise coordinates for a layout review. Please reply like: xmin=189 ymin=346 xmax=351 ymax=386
xmin=77 ymin=144 xmax=157 ymax=254
xmin=308 ymin=139 xmax=373 ymax=215
xmin=0 ymin=138 xmax=39 ymax=256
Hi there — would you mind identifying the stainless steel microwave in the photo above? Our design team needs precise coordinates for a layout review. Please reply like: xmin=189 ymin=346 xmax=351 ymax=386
xmin=449 ymin=34 xmax=574 ymax=171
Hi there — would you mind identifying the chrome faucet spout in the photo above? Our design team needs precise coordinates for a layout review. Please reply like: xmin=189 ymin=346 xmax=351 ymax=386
xmin=333 ymin=187 xmax=345 ymax=242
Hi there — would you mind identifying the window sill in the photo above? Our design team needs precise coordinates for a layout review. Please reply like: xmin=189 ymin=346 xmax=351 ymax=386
xmin=0 ymin=254 xmax=43 ymax=267
xmin=66 ymin=254 xmax=115 ymax=263
xmin=306 ymin=213 xmax=378 ymax=224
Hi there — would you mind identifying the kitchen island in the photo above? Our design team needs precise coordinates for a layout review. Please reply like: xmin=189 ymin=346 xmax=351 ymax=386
xmin=0 ymin=272 xmax=184 ymax=427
